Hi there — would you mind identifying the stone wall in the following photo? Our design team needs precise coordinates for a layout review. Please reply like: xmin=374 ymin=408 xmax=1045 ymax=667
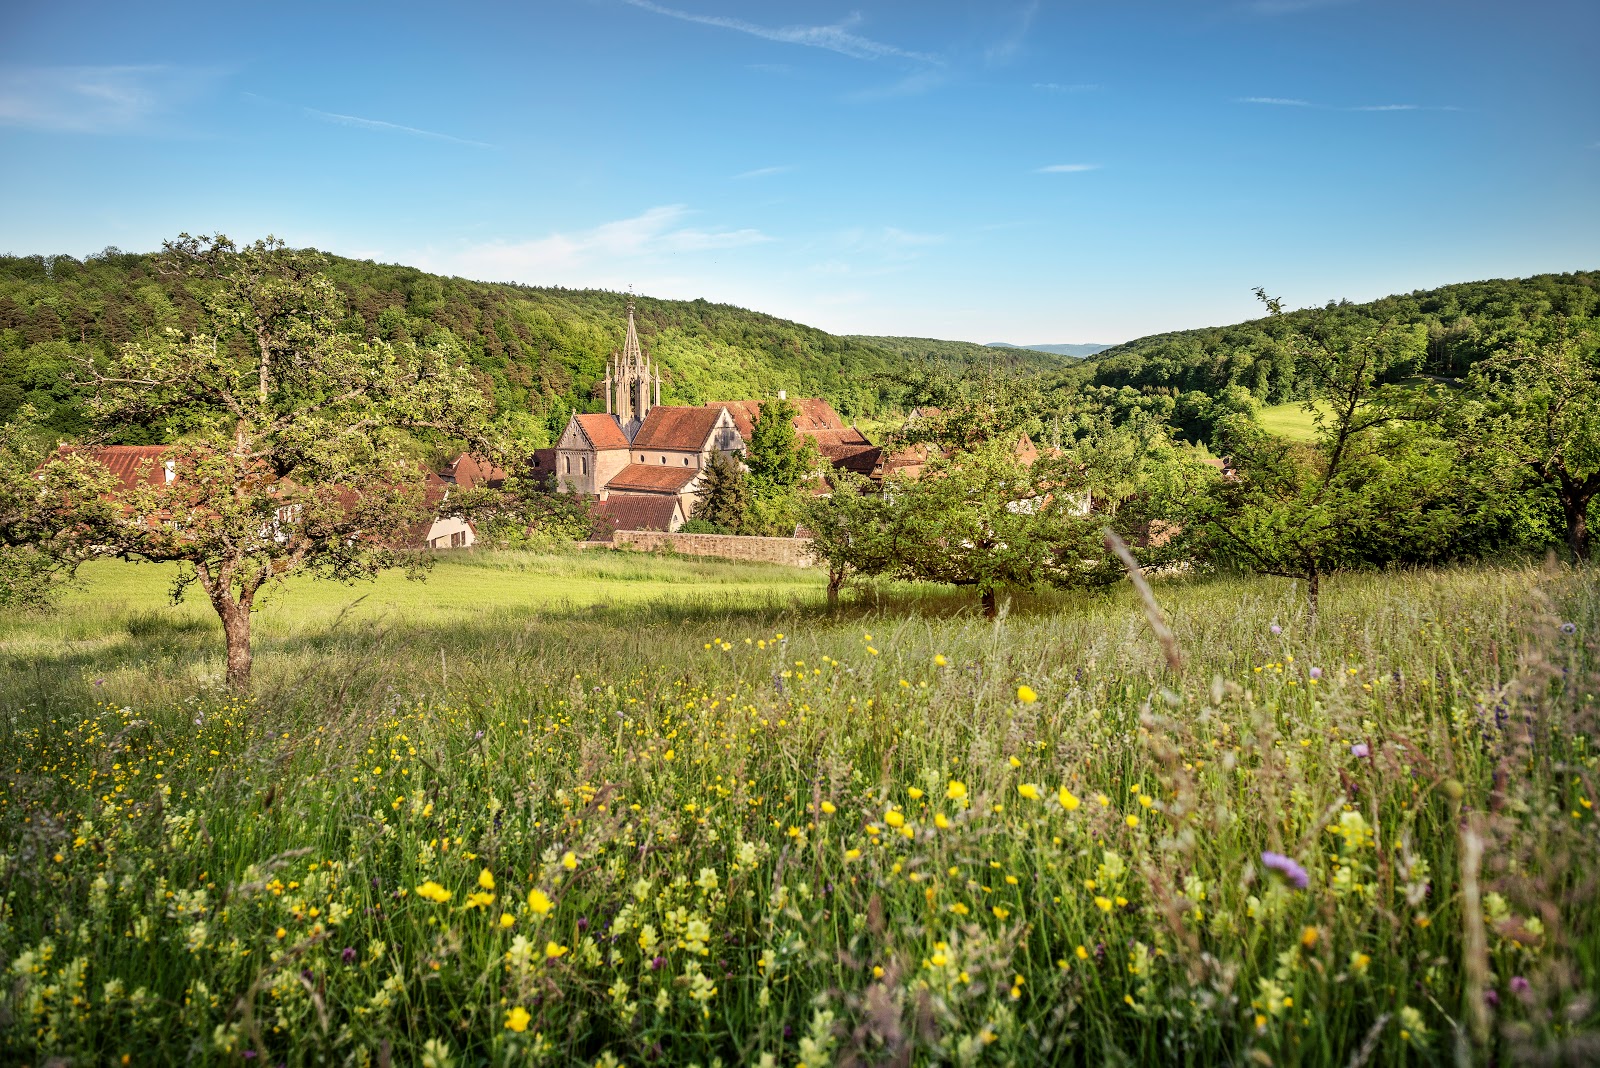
xmin=611 ymin=530 xmax=816 ymax=568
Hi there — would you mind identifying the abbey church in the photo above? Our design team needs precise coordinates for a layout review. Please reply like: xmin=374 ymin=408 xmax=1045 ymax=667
xmin=552 ymin=302 xmax=875 ymax=534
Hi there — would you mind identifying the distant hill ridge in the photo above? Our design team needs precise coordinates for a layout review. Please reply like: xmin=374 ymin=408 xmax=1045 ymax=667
xmin=986 ymin=342 xmax=1112 ymax=358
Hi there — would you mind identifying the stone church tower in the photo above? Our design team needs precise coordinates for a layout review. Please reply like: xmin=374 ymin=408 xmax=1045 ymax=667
xmin=603 ymin=300 xmax=662 ymax=442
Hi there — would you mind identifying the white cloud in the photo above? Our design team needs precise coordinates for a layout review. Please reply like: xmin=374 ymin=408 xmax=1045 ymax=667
xmin=303 ymin=107 xmax=495 ymax=148
xmin=1035 ymin=163 xmax=1101 ymax=173
xmin=985 ymin=1 xmax=1040 ymax=67
xmin=621 ymin=0 xmax=940 ymax=64
xmin=0 ymin=65 xmax=214 ymax=133
xmin=732 ymin=164 xmax=792 ymax=180
xmin=1237 ymin=96 xmax=1458 ymax=112
xmin=408 ymin=206 xmax=772 ymax=284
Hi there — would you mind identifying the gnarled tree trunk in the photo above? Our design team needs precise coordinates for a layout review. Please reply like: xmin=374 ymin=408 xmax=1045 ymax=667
xmin=197 ymin=560 xmax=257 ymax=690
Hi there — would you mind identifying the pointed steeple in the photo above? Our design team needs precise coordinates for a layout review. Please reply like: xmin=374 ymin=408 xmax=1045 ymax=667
xmin=622 ymin=299 xmax=644 ymax=367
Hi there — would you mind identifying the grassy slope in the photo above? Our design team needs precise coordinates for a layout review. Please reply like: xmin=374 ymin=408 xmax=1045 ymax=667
xmin=1254 ymin=401 xmax=1328 ymax=440
xmin=3 ymin=554 xmax=1597 ymax=1064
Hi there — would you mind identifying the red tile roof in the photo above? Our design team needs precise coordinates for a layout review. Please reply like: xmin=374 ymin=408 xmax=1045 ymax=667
xmin=710 ymin=397 xmax=849 ymax=441
xmin=575 ymin=413 xmax=631 ymax=450
xmin=592 ymin=493 xmax=682 ymax=538
xmin=632 ymin=406 xmax=725 ymax=451
xmin=75 ymin=446 xmax=172 ymax=491
xmin=808 ymin=426 xmax=872 ymax=447
xmin=820 ymin=443 xmax=882 ymax=477
xmin=445 ymin=453 xmax=506 ymax=489
xmin=607 ymin=463 xmax=701 ymax=494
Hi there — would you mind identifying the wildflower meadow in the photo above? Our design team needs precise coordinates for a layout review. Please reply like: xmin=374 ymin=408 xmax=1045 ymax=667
xmin=2 ymin=553 xmax=1597 ymax=1066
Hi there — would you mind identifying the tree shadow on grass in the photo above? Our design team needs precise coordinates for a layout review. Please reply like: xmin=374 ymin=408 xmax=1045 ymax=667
xmin=0 ymin=574 xmax=1138 ymax=717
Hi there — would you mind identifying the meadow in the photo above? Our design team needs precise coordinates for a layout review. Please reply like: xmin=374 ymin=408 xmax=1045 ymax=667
xmin=2 ymin=551 xmax=1597 ymax=1066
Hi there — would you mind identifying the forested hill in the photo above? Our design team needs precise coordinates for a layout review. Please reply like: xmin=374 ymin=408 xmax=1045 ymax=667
xmin=1073 ymin=271 xmax=1599 ymax=407
xmin=0 ymin=249 xmax=1007 ymax=443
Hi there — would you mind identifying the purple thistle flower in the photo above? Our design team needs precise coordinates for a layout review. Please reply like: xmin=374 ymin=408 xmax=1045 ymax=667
xmin=1309 ymin=666 xmax=1322 ymax=679
xmin=1351 ymin=742 xmax=1370 ymax=758
xmin=1484 ymin=989 xmax=1499 ymax=1008
xmin=1260 ymin=851 xmax=1310 ymax=890
xmin=1510 ymin=976 xmax=1529 ymax=995
xmin=1270 ymin=624 xmax=1282 ymax=635
xmin=650 ymin=955 xmax=666 ymax=971
xmin=1560 ymin=622 xmax=1577 ymax=635
xmin=341 ymin=947 xmax=357 ymax=964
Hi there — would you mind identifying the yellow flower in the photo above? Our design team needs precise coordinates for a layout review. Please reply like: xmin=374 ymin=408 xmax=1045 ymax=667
xmin=1075 ymin=945 xmax=1090 ymax=960
xmin=465 ymin=890 xmax=495 ymax=909
xmin=663 ymin=748 xmax=675 ymax=761
xmin=1096 ymin=793 xmax=1110 ymax=807
xmin=930 ymin=952 xmax=947 ymax=967
xmin=275 ymin=927 xmax=287 ymax=939
xmin=884 ymin=810 xmax=905 ymax=828
xmin=545 ymin=941 xmax=569 ymax=959
xmin=1300 ymin=926 xmax=1319 ymax=949
xmin=844 ymin=848 xmax=862 ymax=861
xmin=820 ymin=800 xmax=837 ymax=814
xmin=504 ymin=1006 xmax=531 ymax=1032
xmin=498 ymin=912 xmax=516 ymax=928
xmin=1125 ymin=814 xmax=1140 ymax=829
xmin=907 ymin=787 xmax=924 ymax=800
xmin=1349 ymin=951 xmax=1371 ymax=975
xmin=1009 ymin=756 xmax=1023 ymax=768
xmin=1094 ymin=896 xmax=1113 ymax=912
xmin=934 ymin=812 xmax=951 ymax=829
xmin=1017 ymin=685 xmax=1038 ymax=704
xmin=1017 ymin=783 xmax=1041 ymax=800
xmin=478 ymin=868 xmax=495 ymax=890
xmin=528 ymin=888 xmax=554 ymax=916
xmin=561 ymin=851 xmax=577 ymax=870
xmin=946 ymin=780 xmax=968 ymax=801
xmin=992 ymin=906 xmax=1011 ymax=920
xmin=1058 ymin=787 xmax=1080 ymax=812
xmin=934 ymin=654 xmax=948 ymax=667
xmin=416 ymin=881 xmax=453 ymax=904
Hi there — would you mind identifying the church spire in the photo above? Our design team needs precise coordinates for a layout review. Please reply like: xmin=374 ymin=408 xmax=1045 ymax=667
xmin=622 ymin=298 xmax=644 ymax=367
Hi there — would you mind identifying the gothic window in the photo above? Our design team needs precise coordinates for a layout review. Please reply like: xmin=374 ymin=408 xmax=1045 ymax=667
xmin=581 ymin=457 xmax=588 ymax=475
xmin=565 ymin=455 xmax=571 ymax=474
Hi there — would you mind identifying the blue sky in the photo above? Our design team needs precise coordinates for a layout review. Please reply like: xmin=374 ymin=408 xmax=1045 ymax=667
xmin=1 ymin=0 xmax=1595 ymax=343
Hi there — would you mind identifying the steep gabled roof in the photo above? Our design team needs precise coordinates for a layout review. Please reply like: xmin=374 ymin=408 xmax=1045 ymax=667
xmin=632 ymin=406 xmax=724 ymax=451
xmin=591 ymin=493 xmax=682 ymax=538
xmin=606 ymin=463 xmax=701 ymax=494
xmin=574 ymin=413 xmax=631 ymax=450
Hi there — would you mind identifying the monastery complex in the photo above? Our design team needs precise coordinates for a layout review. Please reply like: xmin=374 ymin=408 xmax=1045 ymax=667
xmin=549 ymin=302 xmax=879 ymax=535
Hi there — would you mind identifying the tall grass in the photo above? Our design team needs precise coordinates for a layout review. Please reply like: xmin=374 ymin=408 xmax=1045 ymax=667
xmin=1 ymin=556 xmax=1596 ymax=1065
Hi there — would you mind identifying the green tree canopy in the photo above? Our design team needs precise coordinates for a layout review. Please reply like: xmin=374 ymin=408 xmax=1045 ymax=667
xmin=46 ymin=234 xmax=494 ymax=688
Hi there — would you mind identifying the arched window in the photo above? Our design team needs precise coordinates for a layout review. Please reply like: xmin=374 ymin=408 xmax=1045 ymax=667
xmin=564 ymin=455 xmax=571 ymax=474
xmin=581 ymin=456 xmax=588 ymax=475
xmin=660 ymin=455 xmax=667 ymax=464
